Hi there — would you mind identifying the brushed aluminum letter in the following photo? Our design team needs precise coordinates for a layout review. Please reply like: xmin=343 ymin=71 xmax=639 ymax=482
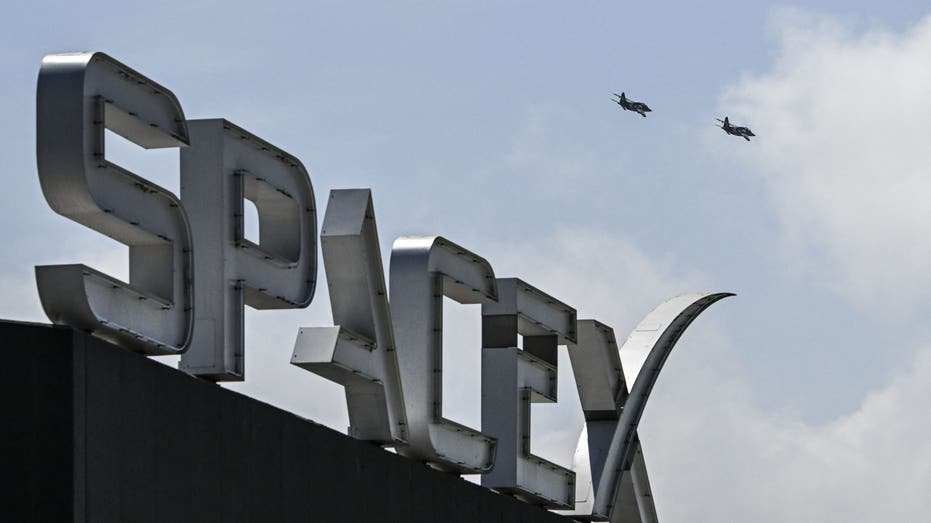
xmin=390 ymin=237 xmax=498 ymax=473
xmin=291 ymin=189 xmax=408 ymax=444
xmin=35 ymin=52 xmax=193 ymax=354
xmin=559 ymin=320 xmax=656 ymax=522
xmin=179 ymin=119 xmax=316 ymax=381
xmin=481 ymin=278 xmax=577 ymax=508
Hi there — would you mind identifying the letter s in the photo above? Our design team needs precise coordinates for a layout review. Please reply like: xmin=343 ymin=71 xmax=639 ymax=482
xmin=35 ymin=52 xmax=194 ymax=355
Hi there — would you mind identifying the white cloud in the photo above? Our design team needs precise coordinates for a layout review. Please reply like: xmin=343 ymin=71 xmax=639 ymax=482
xmin=719 ymin=9 xmax=931 ymax=314
xmin=633 ymin=11 xmax=931 ymax=520
xmin=644 ymin=335 xmax=931 ymax=522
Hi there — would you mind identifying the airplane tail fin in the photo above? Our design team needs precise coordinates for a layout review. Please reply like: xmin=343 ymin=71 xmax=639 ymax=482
xmin=724 ymin=116 xmax=729 ymax=126
xmin=620 ymin=92 xmax=626 ymax=102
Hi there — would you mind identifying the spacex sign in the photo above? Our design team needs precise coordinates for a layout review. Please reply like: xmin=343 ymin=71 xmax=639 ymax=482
xmin=33 ymin=52 xmax=731 ymax=522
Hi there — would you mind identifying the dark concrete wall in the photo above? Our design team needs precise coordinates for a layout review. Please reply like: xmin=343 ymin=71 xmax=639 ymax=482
xmin=1 ymin=320 xmax=571 ymax=523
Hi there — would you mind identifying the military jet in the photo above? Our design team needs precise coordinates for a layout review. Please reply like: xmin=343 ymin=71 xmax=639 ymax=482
xmin=612 ymin=92 xmax=651 ymax=117
xmin=716 ymin=116 xmax=755 ymax=141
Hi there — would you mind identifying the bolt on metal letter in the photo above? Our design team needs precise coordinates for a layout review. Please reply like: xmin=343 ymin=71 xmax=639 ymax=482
xmin=291 ymin=189 xmax=408 ymax=445
xmin=179 ymin=119 xmax=317 ymax=381
xmin=35 ymin=52 xmax=194 ymax=355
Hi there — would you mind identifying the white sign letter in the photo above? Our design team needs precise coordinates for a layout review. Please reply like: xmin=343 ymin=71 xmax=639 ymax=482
xmin=390 ymin=236 xmax=498 ymax=473
xmin=481 ymin=278 xmax=577 ymax=508
xmin=35 ymin=52 xmax=193 ymax=355
xmin=291 ymin=189 xmax=408 ymax=444
xmin=179 ymin=119 xmax=317 ymax=380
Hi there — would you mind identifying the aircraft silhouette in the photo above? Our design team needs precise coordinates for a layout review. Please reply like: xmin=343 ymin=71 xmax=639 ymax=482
xmin=717 ymin=117 xmax=755 ymax=141
xmin=612 ymin=92 xmax=651 ymax=117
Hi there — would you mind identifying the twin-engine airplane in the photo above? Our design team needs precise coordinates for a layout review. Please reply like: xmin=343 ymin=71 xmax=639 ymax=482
xmin=612 ymin=92 xmax=651 ymax=117
xmin=717 ymin=116 xmax=755 ymax=141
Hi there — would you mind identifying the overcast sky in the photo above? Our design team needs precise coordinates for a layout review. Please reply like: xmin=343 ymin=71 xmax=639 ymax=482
xmin=2 ymin=2 xmax=930 ymax=521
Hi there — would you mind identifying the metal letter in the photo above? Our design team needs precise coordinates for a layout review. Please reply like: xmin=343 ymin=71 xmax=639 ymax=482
xmin=481 ymin=278 xmax=577 ymax=508
xmin=563 ymin=293 xmax=733 ymax=521
xmin=559 ymin=320 xmax=656 ymax=522
xmin=291 ymin=189 xmax=408 ymax=444
xmin=179 ymin=119 xmax=316 ymax=381
xmin=35 ymin=52 xmax=193 ymax=354
xmin=390 ymin=236 xmax=498 ymax=473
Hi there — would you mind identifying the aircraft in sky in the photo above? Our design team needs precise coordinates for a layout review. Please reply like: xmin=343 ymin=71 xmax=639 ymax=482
xmin=612 ymin=92 xmax=651 ymax=117
xmin=716 ymin=116 xmax=755 ymax=141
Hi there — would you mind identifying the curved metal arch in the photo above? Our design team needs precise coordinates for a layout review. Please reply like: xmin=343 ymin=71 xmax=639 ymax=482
xmin=390 ymin=236 xmax=499 ymax=473
xmin=591 ymin=292 xmax=734 ymax=519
